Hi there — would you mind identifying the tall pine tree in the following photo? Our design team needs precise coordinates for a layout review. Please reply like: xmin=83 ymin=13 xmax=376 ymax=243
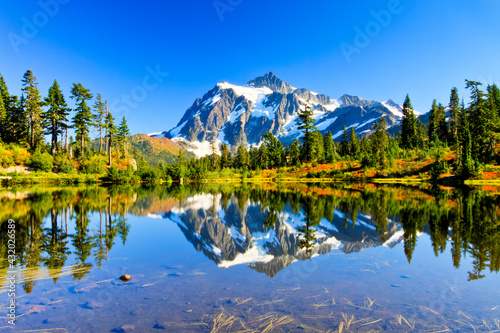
xmin=220 ymin=143 xmax=231 ymax=169
xmin=449 ymin=88 xmax=460 ymax=146
xmin=70 ymin=83 xmax=94 ymax=156
xmin=44 ymin=80 xmax=70 ymax=155
xmin=117 ymin=116 xmax=130 ymax=158
xmin=21 ymin=70 xmax=44 ymax=149
xmin=400 ymin=94 xmax=416 ymax=149
xmin=349 ymin=127 xmax=359 ymax=157
xmin=436 ymin=103 xmax=448 ymax=142
xmin=370 ymin=117 xmax=389 ymax=167
xmin=0 ymin=93 xmax=5 ymax=141
xmin=234 ymin=145 xmax=249 ymax=169
xmin=428 ymin=99 xmax=438 ymax=143
xmin=105 ymin=111 xmax=117 ymax=166
xmin=339 ymin=126 xmax=349 ymax=156
xmin=289 ymin=138 xmax=301 ymax=166
xmin=487 ymin=84 xmax=500 ymax=133
xmin=296 ymin=103 xmax=317 ymax=162
xmin=0 ymin=74 xmax=12 ymax=142
xmin=466 ymin=80 xmax=493 ymax=161
xmin=93 ymin=93 xmax=107 ymax=153
xmin=323 ymin=131 xmax=335 ymax=163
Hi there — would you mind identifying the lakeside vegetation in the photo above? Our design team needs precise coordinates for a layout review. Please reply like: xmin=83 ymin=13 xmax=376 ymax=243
xmin=1 ymin=70 xmax=499 ymax=185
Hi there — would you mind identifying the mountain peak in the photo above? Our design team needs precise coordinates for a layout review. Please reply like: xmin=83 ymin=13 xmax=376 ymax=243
xmin=246 ymin=72 xmax=295 ymax=94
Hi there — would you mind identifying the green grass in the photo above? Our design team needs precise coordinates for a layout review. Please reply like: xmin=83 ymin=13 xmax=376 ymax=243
xmin=1 ymin=172 xmax=103 ymax=185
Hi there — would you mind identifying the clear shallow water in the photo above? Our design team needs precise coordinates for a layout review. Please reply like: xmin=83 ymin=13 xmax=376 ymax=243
xmin=0 ymin=183 xmax=499 ymax=332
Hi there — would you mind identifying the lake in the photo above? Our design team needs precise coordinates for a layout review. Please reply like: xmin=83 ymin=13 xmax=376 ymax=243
xmin=1 ymin=182 xmax=499 ymax=332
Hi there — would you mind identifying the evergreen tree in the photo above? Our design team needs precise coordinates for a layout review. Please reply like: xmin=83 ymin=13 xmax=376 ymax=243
xmin=234 ymin=145 xmax=249 ymax=169
xmin=0 ymin=75 xmax=7 ymax=140
xmin=359 ymin=136 xmax=370 ymax=155
xmin=105 ymin=111 xmax=117 ymax=166
xmin=400 ymin=94 xmax=416 ymax=149
xmin=310 ymin=130 xmax=325 ymax=162
xmin=0 ymin=74 xmax=22 ymax=142
xmin=289 ymin=138 xmax=301 ymax=167
xmin=44 ymin=80 xmax=70 ymax=155
xmin=488 ymin=84 xmax=500 ymax=116
xmin=456 ymin=100 xmax=467 ymax=168
xmin=288 ymin=138 xmax=300 ymax=167
xmin=220 ymin=143 xmax=231 ymax=169
xmin=7 ymin=95 xmax=27 ymax=145
xmin=176 ymin=149 xmax=186 ymax=179
xmin=117 ymin=116 xmax=131 ymax=158
xmin=466 ymin=80 xmax=493 ymax=161
xmin=0 ymin=74 xmax=9 ymax=108
xmin=449 ymin=87 xmax=460 ymax=145
xmin=258 ymin=144 xmax=269 ymax=169
xmin=437 ymin=103 xmax=448 ymax=142
xmin=415 ymin=119 xmax=426 ymax=149
xmin=428 ymin=99 xmax=438 ymax=143
xmin=296 ymin=103 xmax=317 ymax=162
xmin=323 ymin=132 xmax=335 ymax=163
xmin=70 ymin=83 xmax=94 ymax=156
xmin=458 ymin=108 xmax=474 ymax=177
xmin=339 ymin=126 xmax=349 ymax=156
xmin=263 ymin=132 xmax=284 ymax=168
xmin=0 ymin=74 xmax=12 ymax=141
xmin=0 ymin=93 xmax=5 ymax=141
xmin=21 ymin=70 xmax=44 ymax=149
xmin=370 ymin=117 xmax=389 ymax=167
xmin=249 ymin=147 xmax=260 ymax=170
xmin=349 ymin=127 xmax=359 ymax=158
xmin=93 ymin=94 xmax=107 ymax=153
xmin=487 ymin=84 xmax=500 ymax=134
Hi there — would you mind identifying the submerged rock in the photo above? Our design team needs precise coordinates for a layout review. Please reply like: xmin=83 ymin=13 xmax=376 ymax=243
xmin=115 ymin=324 xmax=135 ymax=332
xmin=42 ymin=315 xmax=66 ymax=324
xmin=168 ymin=272 xmax=183 ymax=277
xmin=153 ymin=322 xmax=173 ymax=329
xmin=84 ymin=301 xmax=104 ymax=309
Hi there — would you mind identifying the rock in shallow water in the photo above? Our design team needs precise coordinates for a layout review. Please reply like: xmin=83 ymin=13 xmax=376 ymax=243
xmin=84 ymin=301 xmax=104 ymax=309
xmin=115 ymin=324 xmax=135 ymax=332
xmin=119 ymin=274 xmax=132 ymax=282
xmin=42 ymin=315 xmax=66 ymax=324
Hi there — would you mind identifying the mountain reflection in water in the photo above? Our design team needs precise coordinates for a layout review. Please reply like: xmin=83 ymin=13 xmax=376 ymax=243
xmin=1 ymin=183 xmax=499 ymax=296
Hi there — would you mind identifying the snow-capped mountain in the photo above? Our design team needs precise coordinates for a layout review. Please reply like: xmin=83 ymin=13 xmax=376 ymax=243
xmin=150 ymin=193 xmax=404 ymax=277
xmin=152 ymin=72 xmax=412 ymax=157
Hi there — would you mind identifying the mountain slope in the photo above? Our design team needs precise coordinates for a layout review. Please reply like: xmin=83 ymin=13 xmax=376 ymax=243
xmin=153 ymin=73 xmax=415 ymax=157
xmin=130 ymin=134 xmax=195 ymax=166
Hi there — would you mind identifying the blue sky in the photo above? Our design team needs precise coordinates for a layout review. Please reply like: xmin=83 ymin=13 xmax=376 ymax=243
xmin=1 ymin=0 xmax=499 ymax=136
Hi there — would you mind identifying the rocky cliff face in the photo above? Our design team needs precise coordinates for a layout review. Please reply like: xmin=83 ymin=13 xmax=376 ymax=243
xmin=154 ymin=72 xmax=407 ymax=157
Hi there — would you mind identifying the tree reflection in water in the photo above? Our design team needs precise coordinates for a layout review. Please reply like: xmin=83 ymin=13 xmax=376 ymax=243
xmin=1 ymin=183 xmax=499 ymax=294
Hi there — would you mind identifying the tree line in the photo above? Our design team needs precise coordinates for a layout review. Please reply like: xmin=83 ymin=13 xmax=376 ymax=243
xmin=0 ymin=70 xmax=130 ymax=168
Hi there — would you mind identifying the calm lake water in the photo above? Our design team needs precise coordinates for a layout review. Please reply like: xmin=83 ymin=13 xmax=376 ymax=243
xmin=1 ymin=182 xmax=499 ymax=332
